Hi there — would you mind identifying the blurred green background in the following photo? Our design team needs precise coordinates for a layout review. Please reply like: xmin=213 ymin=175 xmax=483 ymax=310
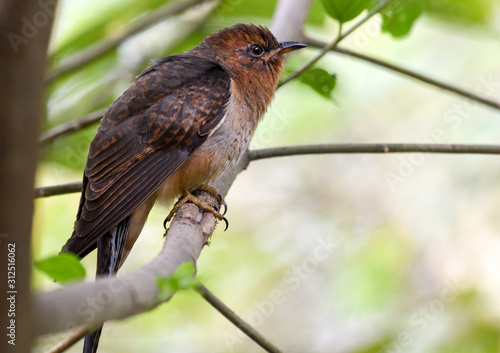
xmin=34 ymin=0 xmax=500 ymax=352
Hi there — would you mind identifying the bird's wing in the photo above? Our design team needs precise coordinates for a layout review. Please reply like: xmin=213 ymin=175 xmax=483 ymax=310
xmin=62 ymin=55 xmax=231 ymax=257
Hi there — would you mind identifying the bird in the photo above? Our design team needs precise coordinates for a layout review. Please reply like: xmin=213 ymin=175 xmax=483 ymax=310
xmin=61 ymin=23 xmax=306 ymax=353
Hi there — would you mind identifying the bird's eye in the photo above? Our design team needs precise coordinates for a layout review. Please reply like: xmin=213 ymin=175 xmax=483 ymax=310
xmin=248 ymin=44 xmax=264 ymax=57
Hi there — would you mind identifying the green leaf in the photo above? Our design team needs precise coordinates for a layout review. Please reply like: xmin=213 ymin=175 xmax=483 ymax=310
xmin=35 ymin=253 xmax=86 ymax=284
xmin=299 ymin=68 xmax=337 ymax=100
xmin=156 ymin=262 xmax=199 ymax=300
xmin=320 ymin=0 xmax=372 ymax=23
xmin=379 ymin=0 xmax=426 ymax=38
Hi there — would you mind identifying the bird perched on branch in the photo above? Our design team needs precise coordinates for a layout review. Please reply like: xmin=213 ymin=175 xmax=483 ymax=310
xmin=61 ymin=23 xmax=306 ymax=353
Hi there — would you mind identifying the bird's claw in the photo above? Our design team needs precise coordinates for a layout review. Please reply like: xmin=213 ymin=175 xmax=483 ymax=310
xmin=220 ymin=199 xmax=228 ymax=216
xmin=222 ymin=216 xmax=229 ymax=231
xmin=209 ymin=199 xmax=228 ymax=231
xmin=213 ymin=192 xmax=227 ymax=215
xmin=163 ymin=188 xmax=229 ymax=230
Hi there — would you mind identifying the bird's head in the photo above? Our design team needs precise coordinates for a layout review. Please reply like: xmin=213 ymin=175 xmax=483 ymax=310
xmin=189 ymin=24 xmax=306 ymax=116
xmin=189 ymin=24 xmax=306 ymax=84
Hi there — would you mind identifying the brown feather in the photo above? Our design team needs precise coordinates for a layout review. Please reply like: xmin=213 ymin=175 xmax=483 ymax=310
xmin=62 ymin=56 xmax=230 ymax=256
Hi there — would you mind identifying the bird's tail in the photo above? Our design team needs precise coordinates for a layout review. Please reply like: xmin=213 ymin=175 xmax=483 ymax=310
xmin=83 ymin=216 xmax=130 ymax=353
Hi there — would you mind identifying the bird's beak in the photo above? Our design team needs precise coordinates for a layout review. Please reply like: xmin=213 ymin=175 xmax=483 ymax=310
xmin=277 ymin=41 xmax=308 ymax=54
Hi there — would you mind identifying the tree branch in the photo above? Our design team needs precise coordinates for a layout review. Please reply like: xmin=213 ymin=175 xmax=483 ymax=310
xmin=46 ymin=0 xmax=206 ymax=83
xmin=304 ymin=38 xmax=500 ymax=111
xmin=197 ymin=284 xmax=283 ymax=353
xmin=34 ymin=181 xmax=82 ymax=198
xmin=279 ymin=0 xmax=392 ymax=86
xmin=34 ymin=143 xmax=500 ymax=199
xmin=33 ymin=190 xmax=220 ymax=335
xmin=36 ymin=154 xmax=251 ymax=352
xmin=44 ymin=325 xmax=96 ymax=353
xmin=39 ymin=109 xmax=105 ymax=147
xmin=249 ymin=143 xmax=500 ymax=161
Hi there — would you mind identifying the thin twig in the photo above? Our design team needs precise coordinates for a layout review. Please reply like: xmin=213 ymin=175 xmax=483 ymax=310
xmin=43 ymin=325 xmax=96 ymax=353
xmin=34 ymin=181 xmax=82 ymax=198
xmin=34 ymin=143 xmax=500 ymax=199
xmin=279 ymin=0 xmax=392 ymax=86
xmin=46 ymin=0 xmax=206 ymax=83
xmin=304 ymin=38 xmax=500 ymax=111
xmin=249 ymin=143 xmax=500 ymax=161
xmin=197 ymin=284 xmax=283 ymax=353
xmin=39 ymin=109 xmax=105 ymax=147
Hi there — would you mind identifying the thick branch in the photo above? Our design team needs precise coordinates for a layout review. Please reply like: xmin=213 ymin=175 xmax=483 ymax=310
xmin=34 ymin=149 xmax=251 ymax=335
xmin=46 ymin=0 xmax=206 ymax=83
xmin=33 ymin=191 xmax=219 ymax=335
xmin=304 ymin=38 xmax=500 ymax=111
xmin=279 ymin=0 xmax=391 ymax=86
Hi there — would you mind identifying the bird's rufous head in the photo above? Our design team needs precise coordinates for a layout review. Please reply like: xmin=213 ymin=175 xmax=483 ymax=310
xmin=192 ymin=24 xmax=306 ymax=81
xmin=189 ymin=24 xmax=306 ymax=116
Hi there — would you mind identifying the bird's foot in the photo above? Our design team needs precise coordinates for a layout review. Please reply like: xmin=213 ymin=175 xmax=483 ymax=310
xmin=164 ymin=187 xmax=228 ymax=230
xmin=196 ymin=185 xmax=228 ymax=216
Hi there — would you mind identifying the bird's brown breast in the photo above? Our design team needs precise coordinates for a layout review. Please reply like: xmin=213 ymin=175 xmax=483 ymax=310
xmin=157 ymin=80 xmax=258 ymax=204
